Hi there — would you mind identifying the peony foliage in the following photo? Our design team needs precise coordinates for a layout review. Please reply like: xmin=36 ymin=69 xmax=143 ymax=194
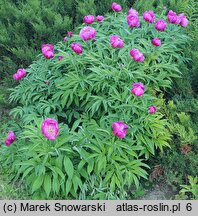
xmin=1 ymin=3 xmax=190 ymax=199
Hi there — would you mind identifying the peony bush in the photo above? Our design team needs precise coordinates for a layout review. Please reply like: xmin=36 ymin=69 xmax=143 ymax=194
xmin=1 ymin=3 xmax=190 ymax=199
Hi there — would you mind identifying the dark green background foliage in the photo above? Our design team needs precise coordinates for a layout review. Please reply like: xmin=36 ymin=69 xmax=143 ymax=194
xmin=0 ymin=0 xmax=72 ymax=79
xmin=156 ymin=100 xmax=198 ymax=192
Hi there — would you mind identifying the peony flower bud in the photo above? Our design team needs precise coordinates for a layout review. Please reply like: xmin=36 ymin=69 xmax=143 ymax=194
xmin=58 ymin=56 xmax=64 ymax=61
xmin=112 ymin=2 xmax=122 ymax=12
xmin=67 ymin=31 xmax=73 ymax=37
xmin=112 ymin=121 xmax=129 ymax=139
xmin=148 ymin=106 xmax=157 ymax=114
xmin=71 ymin=42 xmax=83 ymax=54
xmin=155 ymin=19 xmax=167 ymax=31
xmin=110 ymin=35 xmax=124 ymax=48
xmin=143 ymin=11 xmax=155 ymax=23
xmin=79 ymin=26 xmax=96 ymax=41
xmin=4 ymin=131 xmax=16 ymax=146
xmin=151 ymin=38 xmax=161 ymax=46
xmin=131 ymin=82 xmax=145 ymax=96
xmin=41 ymin=118 xmax=59 ymax=140
xmin=83 ymin=15 xmax=95 ymax=24
xmin=63 ymin=36 xmax=67 ymax=42
xmin=13 ymin=68 xmax=26 ymax=81
xmin=96 ymin=15 xmax=104 ymax=22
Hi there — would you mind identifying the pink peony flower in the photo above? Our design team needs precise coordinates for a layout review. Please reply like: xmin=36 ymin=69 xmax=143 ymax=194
xmin=96 ymin=15 xmax=104 ymax=22
xmin=112 ymin=2 xmax=122 ymax=12
xmin=79 ymin=26 xmax=96 ymax=41
xmin=130 ymin=49 xmax=145 ymax=62
xmin=131 ymin=82 xmax=145 ymax=96
xmin=112 ymin=121 xmax=129 ymax=139
xmin=67 ymin=31 xmax=73 ymax=37
xmin=71 ymin=42 xmax=83 ymax=54
xmin=4 ymin=131 xmax=16 ymax=146
xmin=41 ymin=44 xmax=54 ymax=53
xmin=128 ymin=8 xmax=139 ymax=16
xmin=13 ymin=68 xmax=26 ymax=81
xmin=58 ymin=56 xmax=64 ymax=61
xmin=41 ymin=44 xmax=54 ymax=59
xmin=180 ymin=15 xmax=188 ymax=27
xmin=13 ymin=73 xmax=21 ymax=81
xmin=151 ymin=38 xmax=161 ymax=46
xmin=5 ymin=139 xmax=12 ymax=146
xmin=167 ymin=10 xmax=179 ymax=24
xmin=83 ymin=15 xmax=95 ymax=24
xmin=63 ymin=37 xmax=67 ymax=42
xmin=148 ymin=106 xmax=157 ymax=114
xmin=143 ymin=11 xmax=155 ymax=23
xmin=178 ymin=13 xmax=185 ymax=20
xmin=126 ymin=14 xmax=140 ymax=28
xmin=155 ymin=19 xmax=167 ymax=31
xmin=17 ymin=69 xmax=26 ymax=77
xmin=110 ymin=35 xmax=124 ymax=48
xmin=44 ymin=51 xmax=54 ymax=59
xmin=41 ymin=118 xmax=59 ymax=140
xmin=7 ymin=131 xmax=16 ymax=141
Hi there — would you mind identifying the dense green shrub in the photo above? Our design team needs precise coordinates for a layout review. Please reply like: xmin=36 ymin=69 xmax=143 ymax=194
xmin=133 ymin=0 xmax=191 ymax=14
xmin=0 ymin=5 xmax=191 ymax=199
xmin=145 ymin=96 xmax=198 ymax=199
xmin=154 ymin=100 xmax=198 ymax=193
